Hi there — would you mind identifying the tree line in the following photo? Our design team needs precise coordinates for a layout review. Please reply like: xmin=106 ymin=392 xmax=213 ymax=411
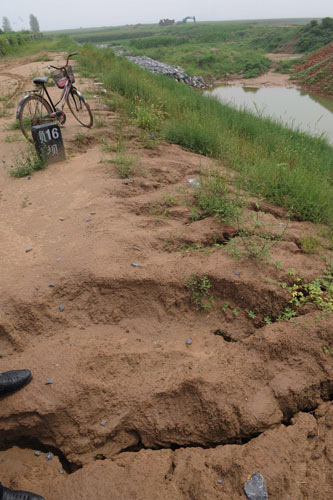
xmin=1 ymin=14 xmax=40 ymax=33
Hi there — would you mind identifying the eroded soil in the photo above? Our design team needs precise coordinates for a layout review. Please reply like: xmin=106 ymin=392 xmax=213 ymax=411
xmin=0 ymin=53 xmax=332 ymax=499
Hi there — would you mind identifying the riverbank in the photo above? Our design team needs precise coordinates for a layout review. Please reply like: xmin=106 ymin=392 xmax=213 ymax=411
xmin=216 ymin=53 xmax=301 ymax=88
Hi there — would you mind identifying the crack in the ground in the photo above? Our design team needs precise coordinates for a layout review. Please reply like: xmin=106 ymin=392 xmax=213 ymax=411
xmin=0 ymin=437 xmax=81 ymax=473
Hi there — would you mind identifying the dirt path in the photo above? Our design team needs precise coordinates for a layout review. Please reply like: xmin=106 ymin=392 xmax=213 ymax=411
xmin=0 ymin=53 xmax=332 ymax=500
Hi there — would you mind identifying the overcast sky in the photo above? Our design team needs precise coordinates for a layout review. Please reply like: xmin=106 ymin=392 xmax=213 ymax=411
xmin=1 ymin=0 xmax=332 ymax=31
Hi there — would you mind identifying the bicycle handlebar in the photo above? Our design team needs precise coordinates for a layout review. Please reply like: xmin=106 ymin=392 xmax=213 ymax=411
xmin=47 ymin=52 xmax=78 ymax=71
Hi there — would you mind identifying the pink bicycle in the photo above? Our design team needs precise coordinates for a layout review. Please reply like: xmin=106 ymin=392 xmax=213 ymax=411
xmin=16 ymin=51 xmax=93 ymax=142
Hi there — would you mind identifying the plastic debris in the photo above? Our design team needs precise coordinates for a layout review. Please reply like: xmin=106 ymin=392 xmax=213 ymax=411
xmin=186 ymin=178 xmax=200 ymax=187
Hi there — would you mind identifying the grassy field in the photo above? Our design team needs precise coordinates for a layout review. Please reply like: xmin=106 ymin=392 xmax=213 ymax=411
xmin=46 ymin=21 xmax=303 ymax=79
xmin=77 ymin=45 xmax=333 ymax=228
xmin=0 ymin=33 xmax=78 ymax=59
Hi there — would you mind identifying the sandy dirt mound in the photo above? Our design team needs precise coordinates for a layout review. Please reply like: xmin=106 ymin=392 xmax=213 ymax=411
xmin=0 ymin=52 xmax=332 ymax=499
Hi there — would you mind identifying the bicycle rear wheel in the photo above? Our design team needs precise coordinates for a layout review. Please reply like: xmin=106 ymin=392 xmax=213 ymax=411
xmin=67 ymin=89 xmax=93 ymax=128
xmin=18 ymin=95 xmax=53 ymax=142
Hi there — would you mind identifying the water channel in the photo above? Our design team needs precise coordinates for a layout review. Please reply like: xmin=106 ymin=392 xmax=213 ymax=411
xmin=208 ymin=85 xmax=333 ymax=145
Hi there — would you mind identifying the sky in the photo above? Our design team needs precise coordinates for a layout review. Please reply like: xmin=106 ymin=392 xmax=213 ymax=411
xmin=1 ymin=0 xmax=332 ymax=31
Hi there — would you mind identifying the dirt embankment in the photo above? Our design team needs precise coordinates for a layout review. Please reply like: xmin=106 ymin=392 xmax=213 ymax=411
xmin=0 ymin=53 xmax=332 ymax=500
xmin=294 ymin=42 xmax=333 ymax=96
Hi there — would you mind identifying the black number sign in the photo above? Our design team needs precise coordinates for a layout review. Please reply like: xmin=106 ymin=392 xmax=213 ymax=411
xmin=31 ymin=123 xmax=66 ymax=165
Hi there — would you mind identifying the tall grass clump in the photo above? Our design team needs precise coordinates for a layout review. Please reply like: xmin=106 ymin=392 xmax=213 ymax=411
xmin=77 ymin=46 xmax=333 ymax=228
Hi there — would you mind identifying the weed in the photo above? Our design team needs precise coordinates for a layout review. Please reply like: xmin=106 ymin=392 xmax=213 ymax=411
xmin=300 ymin=235 xmax=321 ymax=254
xmin=227 ymin=212 xmax=289 ymax=261
xmin=289 ymin=261 xmax=333 ymax=313
xmin=74 ymin=133 xmax=87 ymax=145
xmin=264 ymin=316 xmax=272 ymax=324
xmin=221 ymin=302 xmax=229 ymax=313
xmin=133 ymin=98 xmax=167 ymax=132
xmin=139 ymin=131 xmax=161 ymax=149
xmin=248 ymin=310 xmax=256 ymax=319
xmin=232 ymin=308 xmax=239 ymax=317
xmin=322 ymin=346 xmax=333 ymax=355
xmin=191 ymin=166 xmax=241 ymax=222
xmin=185 ymin=274 xmax=214 ymax=311
xmin=277 ymin=307 xmax=297 ymax=322
xmin=4 ymin=134 xmax=21 ymax=143
xmin=9 ymin=146 xmax=46 ymax=178
xmin=21 ymin=196 xmax=29 ymax=208
xmin=110 ymin=154 xmax=138 ymax=178
xmin=6 ymin=120 xmax=21 ymax=131
xmin=94 ymin=115 xmax=107 ymax=128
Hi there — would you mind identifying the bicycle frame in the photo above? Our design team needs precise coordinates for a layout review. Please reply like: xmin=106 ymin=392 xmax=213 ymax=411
xmin=40 ymin=76 xmax=73 ymax=114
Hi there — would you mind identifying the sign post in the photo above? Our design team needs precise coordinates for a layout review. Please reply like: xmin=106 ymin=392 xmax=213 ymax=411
xmin=31 ymin=123 xmax=66 ymax=165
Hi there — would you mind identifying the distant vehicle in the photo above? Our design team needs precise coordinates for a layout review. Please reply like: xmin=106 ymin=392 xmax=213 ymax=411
xmin=181 ymin=16 xmax=196 ymax=23
xmin=159 ymin=19 xmax=175 ymax=27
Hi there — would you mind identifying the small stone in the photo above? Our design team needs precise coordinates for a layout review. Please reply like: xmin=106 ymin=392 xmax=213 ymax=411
xmin=130 ymin=229 xmax=134 ymax=232
xmin=0 ymin=354 xmax=3 ymax=358
xmin=25 ymin=248 xmax=33 ymax=253
xmin=34 ymin=288 xmax=39 ymax=291
xmin=235 ymin=272 xmax=241 ymax=276
xmin=131 ymin=263 xmax=140 ymax=267
xmin=58 ymin=468 xmax=65 ymax=474
xmin=279 ymin=222 xmax=286 ymax=227
xmin=186 ymin=339 xmax=192 ymax=345
xmin=86 ymin=218 xmax=92 ymax=222
xmin=34 ymin=451 xmax=41 ymax=457
xmin=49 ymin=283 xmax=55 ymax=288
xmin=122 ymin=181 xmax=129 ymax=185
xmin=27 ymin=176 xmax=31 ymax=180
xmin=4 ymin=312 xmax=9 ymax=315
xmin=100 ymin=419 xmax=107 ymax=426
xmin=59 ymin=305 xmax=65 ymax=312
xmin=90 ymin=212 xmax=96 ymax=215
xmin=244 ymin=472 xmax=268 ymax=500
xmin=59 ymin=218 xmax=65 ymax=221
xmin=56 ymin=257 xmax=61 ymax=262
xmin=45 ymin=379 xmax=54 ymax=385
xmin=152 ymin=341 xmax=157 ymax=345
xmin=217 ymin=479 xmax=223 ymax=484
xmin=259 ymin=337 xmax=263 ymax=344
xmin=132 ymin=247 xmax=140 ymax=251
xmin=45 ymin=452 xmax=53 ymax=461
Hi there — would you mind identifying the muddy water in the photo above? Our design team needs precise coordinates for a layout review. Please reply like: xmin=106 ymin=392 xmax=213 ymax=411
xmin=208 ymin=85 xmax=333 ymax=145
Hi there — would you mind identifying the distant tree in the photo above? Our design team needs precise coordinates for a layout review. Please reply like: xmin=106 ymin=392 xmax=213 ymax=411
xmin=309 ymin=20 xmax=318 ymax=28
xmin=2 ymin=17 xmax=12 ymax=32
xmin=321 ymin=17 xmax=333 ymax=29
xmin=29 ymin=14 xmax=40 ymax=33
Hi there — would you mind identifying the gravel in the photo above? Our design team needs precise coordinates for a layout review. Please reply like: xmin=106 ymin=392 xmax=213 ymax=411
xmin=125 ymin=55 xmax=208 ymax=89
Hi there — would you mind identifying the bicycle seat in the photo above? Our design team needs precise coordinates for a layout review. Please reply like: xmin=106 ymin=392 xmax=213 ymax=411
xmin=33 ymin=77 xmax=49 ymax=85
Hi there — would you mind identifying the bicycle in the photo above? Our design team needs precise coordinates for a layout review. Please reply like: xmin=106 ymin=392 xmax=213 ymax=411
xmin=16 ymin=51 xmax=93 ymax=142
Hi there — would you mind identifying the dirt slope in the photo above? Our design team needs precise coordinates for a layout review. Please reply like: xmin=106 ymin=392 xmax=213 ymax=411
xmin=294 ymin=42 xmax=333 ymax=95
xmin=0 ymin=53 xmax=332 ymax=500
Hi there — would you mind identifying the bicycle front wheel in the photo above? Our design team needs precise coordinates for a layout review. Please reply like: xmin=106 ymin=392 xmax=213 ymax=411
xmin=67 ymin=89 xmax=93 ymax=128
xmin=18 ymin=95 xmax=53 ymax=142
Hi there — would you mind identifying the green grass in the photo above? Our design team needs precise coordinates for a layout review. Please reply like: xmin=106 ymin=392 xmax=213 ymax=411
xmin=10 ymin=146 xmax=47 ymax=177
xmin=77 ymin=45 xmax=333 ymax=229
